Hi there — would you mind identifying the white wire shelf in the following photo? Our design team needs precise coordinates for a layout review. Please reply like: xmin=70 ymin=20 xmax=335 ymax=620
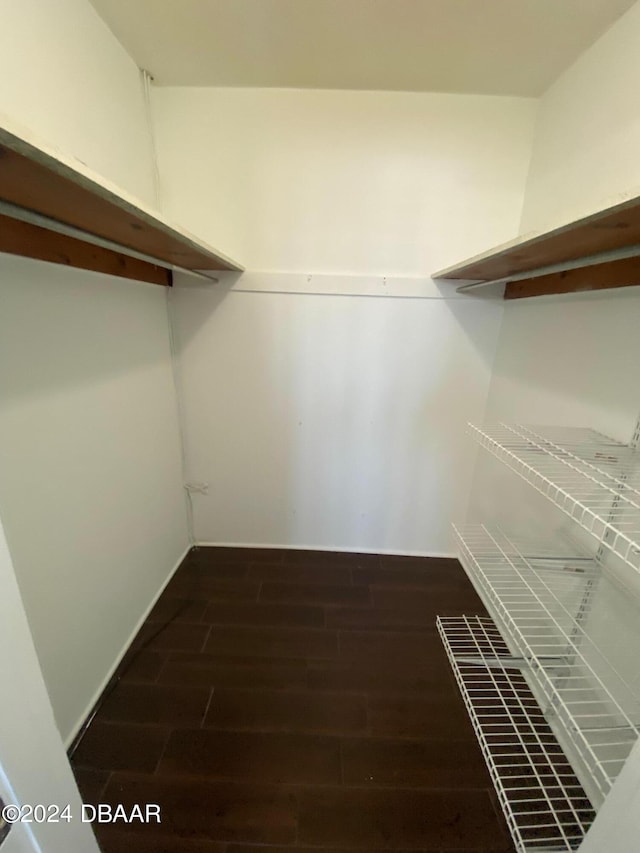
xmin=470 ymin=423 xmax=640 ymax=574
xmin=454 ymin=525 xmax=640 ymax=809
xmin=438 ymin=615 xmax=596 ymax=853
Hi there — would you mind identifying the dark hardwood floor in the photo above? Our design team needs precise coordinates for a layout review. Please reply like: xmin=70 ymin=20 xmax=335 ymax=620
xmin=71 ymin=547 xmax=515 ymax=852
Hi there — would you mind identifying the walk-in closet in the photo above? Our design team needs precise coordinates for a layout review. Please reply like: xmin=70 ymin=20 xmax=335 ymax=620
xmin=1 ymin=1 xmax=639 ymax=851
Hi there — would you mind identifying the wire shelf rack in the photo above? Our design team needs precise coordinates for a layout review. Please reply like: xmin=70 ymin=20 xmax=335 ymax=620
xmin=469 ymin=423 xmax=640 ymax=574
xmin=454 ymin=525 xmax=640 ymax=808
xmin=438 ymin=615 xmax=596 ymax=852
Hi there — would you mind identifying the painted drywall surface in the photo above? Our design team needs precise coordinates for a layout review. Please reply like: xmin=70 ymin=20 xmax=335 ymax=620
xmin=155 ymin=87 xmax=533 ymax=552
xmin=468 ymin=292 xmax=640 ymax=536
xmin=471 ymin=287 xmax=640 ymax=548
xmin=173 ymin=272 xmax=502 ymax=554
xmin=482 ymin=289 xmax=640 ymax=440
xmin=0 ymin=0 xmax=155 ymax=205
xmin=152 ymin=87 xmax=536 ymax=272
xmin=520 ymin=0 xmax=640 ymax=232
xmin=468 ymin=287 xmax=640 ymax=535
xmin=0 ymin=254 xmax=189 ymax=742
xmin=0 ymin=515 xmax=100 ymax=852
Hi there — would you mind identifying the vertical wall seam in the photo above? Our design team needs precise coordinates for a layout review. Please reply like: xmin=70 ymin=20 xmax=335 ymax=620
xmin=516 ymin=97 xmax=543 ymax=234
xmin=140 ymin=68 xmax=162 ymax=212
xmin=143 ymin=67 xmax=194 ymax=544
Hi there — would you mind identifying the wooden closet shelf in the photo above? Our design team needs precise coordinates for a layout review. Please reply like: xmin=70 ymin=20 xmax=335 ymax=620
xmin=433 ymin=194 xmax=640 ymax=299
xmin=0 ymin=123 xmax=243 ymax=282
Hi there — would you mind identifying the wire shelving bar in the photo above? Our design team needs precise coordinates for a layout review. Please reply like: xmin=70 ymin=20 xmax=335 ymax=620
xmin=453 ymin=525 xmax=640 ymax=808
xmin=469 ymin=424 xmax=640 ymax=573
xmin=438 ymin=615 xmax=596 ymax=852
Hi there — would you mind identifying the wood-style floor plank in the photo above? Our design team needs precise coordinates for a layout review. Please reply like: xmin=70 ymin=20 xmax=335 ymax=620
xmin=203 ymin=625 xmax=338 ymax=659
xmin=71 ymin=546 xmax=513 ymax=853
xmin=203 ymin=687 xmax=367 ymax=735
xmin=159 ymin=729 xmax=342 ymax=784
xmin=101 ymin=775 xmax=298 ymax=843
xmin=297 ymin=786 xmax=505 ymax=848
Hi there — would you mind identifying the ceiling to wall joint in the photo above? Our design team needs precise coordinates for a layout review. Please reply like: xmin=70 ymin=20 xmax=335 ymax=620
xmin=89 ymin=0 xmax=636 ymax=96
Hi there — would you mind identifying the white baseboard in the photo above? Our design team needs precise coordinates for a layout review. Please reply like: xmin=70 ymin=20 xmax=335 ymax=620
xmin=195 ymin=540 xmax=456 ymax=559
xmin=65 ymin=543 xmax=192 ymax=748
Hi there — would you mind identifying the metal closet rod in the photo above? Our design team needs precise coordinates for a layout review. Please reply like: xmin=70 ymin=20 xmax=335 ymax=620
xmin=455 ymin=242 xmax=640 ymax=292
xmin=0 ymin=199 xmax=219 ymax=282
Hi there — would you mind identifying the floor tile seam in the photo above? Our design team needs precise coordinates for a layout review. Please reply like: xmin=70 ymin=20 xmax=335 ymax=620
xmin=104 ymin=770 xmax=497 ymax=795
xmin=106 ymin=768 xmax=498 ymax=794
xmin=154 ymin=729 xmax=484 ymax=746
xmin=151 ymin=681 xmax=462 ymax=699
xmin=152 ymin=725 xmax=174 ymax=777
xmin=200 ymin=624 xmax=214 ymax=652
xmin=203 ymin=625 xmax=341 ymax=636
xmin=198 ymin=618 xmax=328 ymax=629
xmin=200 ymin=686 xmax=216 ymax=728
xmin=91 ymin=769 xmax=112 ymax=804
xmin=79 ymin=719 xmax=173 ymax=731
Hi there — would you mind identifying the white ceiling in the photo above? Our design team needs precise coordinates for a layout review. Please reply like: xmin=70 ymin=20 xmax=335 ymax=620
xmin=90 ymin=0 xmax=636 ymax=96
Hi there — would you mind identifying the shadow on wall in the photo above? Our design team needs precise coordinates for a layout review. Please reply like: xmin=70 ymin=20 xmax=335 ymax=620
xmin=466 ymin=286 xmax=640 ymax=572
xmin=0 ymin=256 xmax=171 ymax=404
xmin=172 ymin=272 xmax=503 ymax=553
xmin=485 ymin=287 xmax=640 ymax=442
xmin=171 ymin=272 xmax=298 ymax=545
xmin=0 ymin=253 xmax=188 ymax=741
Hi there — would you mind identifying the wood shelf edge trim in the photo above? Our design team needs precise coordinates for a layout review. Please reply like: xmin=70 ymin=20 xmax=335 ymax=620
xmin=0 ymin=123 xmax=243 ymax=273
xmin=433 ymin=194 xmax=640 ymax=282
xmin=0 ymin=214 xmax=172 ymax=286
xmin=504 ymin=256 xmax=640 ymax=300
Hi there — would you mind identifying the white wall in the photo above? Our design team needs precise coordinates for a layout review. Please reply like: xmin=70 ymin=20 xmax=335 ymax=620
xmin=0 ymin=254 xmax=189 ymax=743
xmin=469 ymin=287 xmax=640 ymax=540
xmin=0 ymin=0 xmax=155 ymax=205
xmin=158 ymin=88 xmax=535 ymax=552
xmin=152 ymin=87 xmax=536 ymax=273
xmin=484 ymin=288 xmax=640 ymax=441
xmin=174 ymin=273 xmax=502 ymax=554
xmin=520 ymin=0 xmax=640 ymax=233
